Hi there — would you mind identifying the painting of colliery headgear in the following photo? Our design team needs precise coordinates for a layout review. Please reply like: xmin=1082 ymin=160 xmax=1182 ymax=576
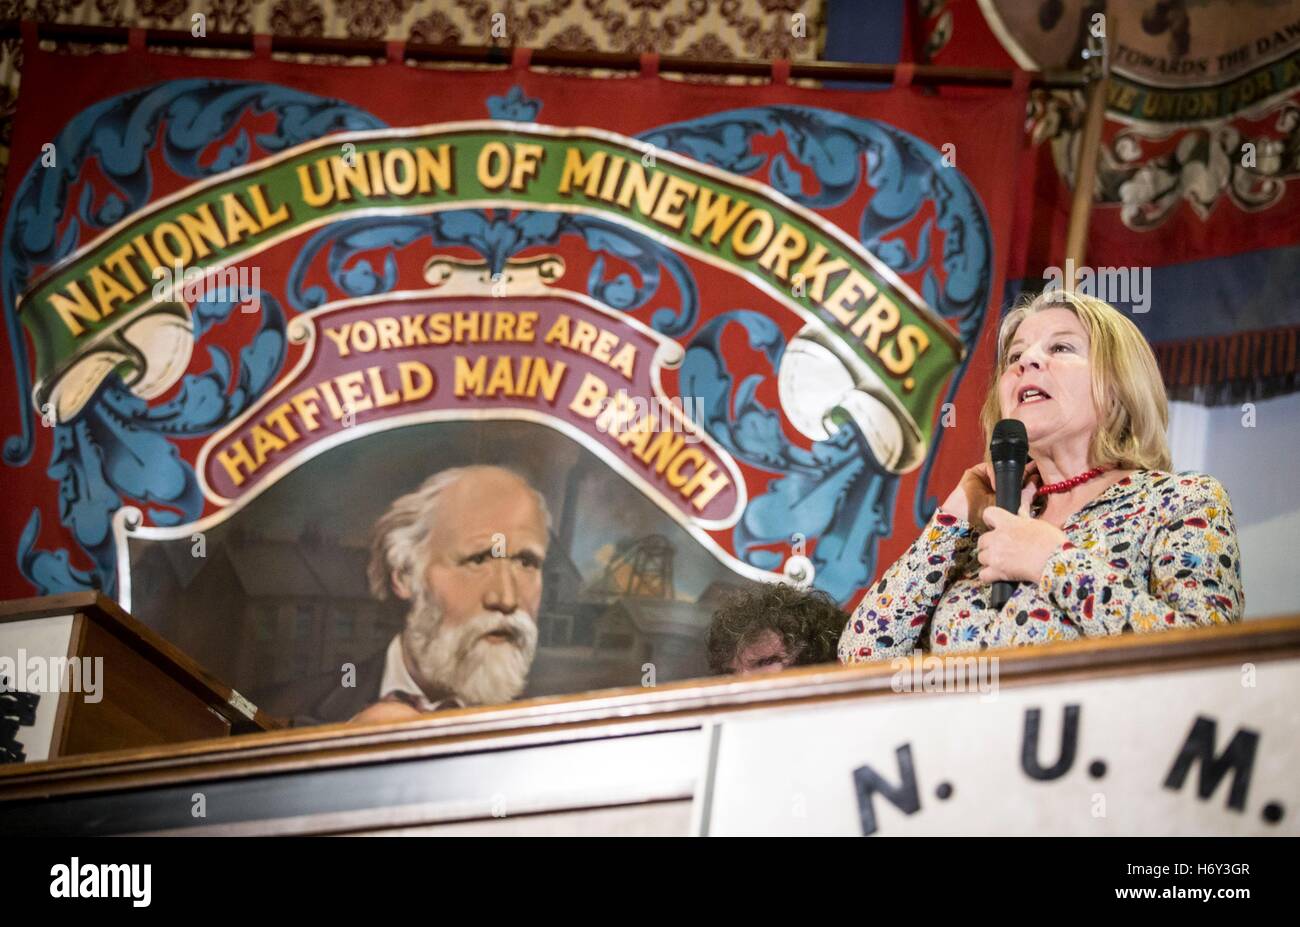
xmin=125 ymin=420 xmax=761 ymax=723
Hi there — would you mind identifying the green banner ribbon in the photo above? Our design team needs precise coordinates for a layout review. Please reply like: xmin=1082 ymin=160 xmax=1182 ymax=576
xmin=20 ymin=121 xmax=963 ymax=464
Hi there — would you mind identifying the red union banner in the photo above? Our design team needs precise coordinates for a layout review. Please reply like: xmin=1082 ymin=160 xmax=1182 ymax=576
xmin=0 ymin=34 xmax=1025 ymax=708
xmin=917 ymin=0 xmax=1300 ymax=403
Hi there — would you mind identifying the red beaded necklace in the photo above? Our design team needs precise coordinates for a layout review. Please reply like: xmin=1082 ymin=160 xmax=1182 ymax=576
xmin=1034 ymin=465 xmax=1109 ymax=496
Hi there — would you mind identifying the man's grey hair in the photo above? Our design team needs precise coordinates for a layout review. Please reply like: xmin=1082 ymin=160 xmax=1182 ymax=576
xmin=367 ymin=465 xmax=552 ymax=600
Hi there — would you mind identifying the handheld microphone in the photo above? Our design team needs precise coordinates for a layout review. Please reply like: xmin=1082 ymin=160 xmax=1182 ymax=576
xmin=989 ymin=419 xmax=1029 ymax=611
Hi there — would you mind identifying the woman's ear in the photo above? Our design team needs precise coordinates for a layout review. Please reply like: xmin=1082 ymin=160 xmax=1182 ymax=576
xmin=390 ymin=569 xmax=411 ymax=601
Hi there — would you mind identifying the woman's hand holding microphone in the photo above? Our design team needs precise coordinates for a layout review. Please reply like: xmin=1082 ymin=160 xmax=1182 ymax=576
xmin=939 ymin=461 xmax=1069 ymax=585
xmin=939 ymin=460 xmax=1038 ymax=531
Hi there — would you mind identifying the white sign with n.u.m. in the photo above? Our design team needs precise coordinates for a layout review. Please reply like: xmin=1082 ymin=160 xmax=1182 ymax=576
xmin=700 ymin=658 xmax=1299 ymax=836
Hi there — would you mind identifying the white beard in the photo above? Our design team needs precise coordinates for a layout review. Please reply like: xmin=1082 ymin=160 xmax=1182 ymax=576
xmin=401 ymin=590 xmax=538 ymax=707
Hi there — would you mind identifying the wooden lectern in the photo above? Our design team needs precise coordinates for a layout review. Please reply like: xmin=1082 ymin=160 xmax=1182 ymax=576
xmin=0 ymin=592 xmax=280 ymax=763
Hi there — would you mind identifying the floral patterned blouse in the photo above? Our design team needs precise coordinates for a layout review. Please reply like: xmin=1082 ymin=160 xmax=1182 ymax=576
xmin=838 ymin=470 xmax=1244 ymax=662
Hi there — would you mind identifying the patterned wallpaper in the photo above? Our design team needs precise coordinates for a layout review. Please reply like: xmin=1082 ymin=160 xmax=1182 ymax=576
xmin=0 ymin=0 xmax=825 ymax=205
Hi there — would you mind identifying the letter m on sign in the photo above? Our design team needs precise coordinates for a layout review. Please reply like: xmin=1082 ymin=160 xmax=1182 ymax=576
xmin=1163 ymin=715 xmax=1259 ymax=812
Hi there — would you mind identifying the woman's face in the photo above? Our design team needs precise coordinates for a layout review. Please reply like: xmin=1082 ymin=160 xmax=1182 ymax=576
xmin=998 ymin=308 xmax=1099 ymax=452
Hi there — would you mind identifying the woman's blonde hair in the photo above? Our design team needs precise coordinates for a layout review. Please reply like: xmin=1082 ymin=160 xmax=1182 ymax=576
xmin=978 ymin=289 xmax=1171 ymax=471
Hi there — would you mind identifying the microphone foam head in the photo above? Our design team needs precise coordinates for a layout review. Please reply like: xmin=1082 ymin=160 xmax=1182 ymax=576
xmin=990 ymin=418 xmax=1029 ymax=464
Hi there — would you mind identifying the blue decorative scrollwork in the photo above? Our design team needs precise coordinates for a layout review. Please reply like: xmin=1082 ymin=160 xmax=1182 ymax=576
xmin=641 ymin=106 xmax=996 ymax=591
xmin=4 ymin=79 xmax=384 ymax=465
xmin=679 ymin=310 xmax=899 ymax=601
xmin=16 ymin=291 xmax=286 ymax=596
xmin=4 ymin=80 xmax=380 ymax=594
xmin=285 ymin=209 xmax=701 ymax=337
xmin=487 ymin=86 xmax=542 ymax=122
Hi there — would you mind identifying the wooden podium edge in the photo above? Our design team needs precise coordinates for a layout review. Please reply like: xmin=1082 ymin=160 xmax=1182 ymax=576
xmin=0 ymin=592 xmax=283 ymax=736
xmin=1 ymin=613 xmax=1297 ymax=801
